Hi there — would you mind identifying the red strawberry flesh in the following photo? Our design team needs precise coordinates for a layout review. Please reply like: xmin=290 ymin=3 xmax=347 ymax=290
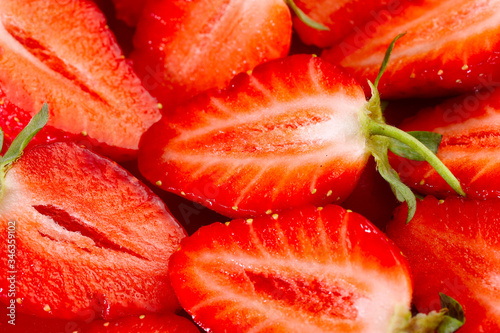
xmin=323 ymin=0 xmax=500 ymax=98
xmin=0 ymin=142 xmax=186 ymax=320
xmin=0 ymin=0 xmax=160 ymax=160
xmin=132 ymin=0 xmax=293 ymax=108
xmin=138 ymin=55 xmax=370 ymax=218
xmin=387 ymin=196 xmax=500 ymax=332
xmin=169 ymin=205 xmax=412 ymax=332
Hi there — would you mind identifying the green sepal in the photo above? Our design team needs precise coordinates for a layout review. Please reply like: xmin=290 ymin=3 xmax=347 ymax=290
xmin=388 ymin=294 xmax=465 ymax=333
xmin=369 ymin=136 xmax=417 ymax=222
xmin=1 ymin=103 xmax=49 ymax=165
xmin=285 ymin=0 xmax=330 ymax=31
xmin=374 ymin=32 xmax=406 ymax=88
xmin=0 ymin=104 xmax=49 ymax=199
xmin=389 ymin=131 xmax=443 ymax=161
xmin=437 ymin=293 xmax=465 ymax=333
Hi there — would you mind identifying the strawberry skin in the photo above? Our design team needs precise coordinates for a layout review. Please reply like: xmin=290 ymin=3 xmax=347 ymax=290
xmin=0 ymin=0 xmax=160 ymax=160
xmin=131 ymin=0 xmax=292 ymax=109
xmin=292 ymin=0 xmax=414 ymax=48
xmin=0 ymin=142 xmax=186 ymax=320
xmin=387 ymin=196 xmax=500 ymax=332
xmin=169 ymin=205 xmax=412 ymax=333
xmin=391 ymin=87 xmax=500 ymax=199
xmin=138 ymin=55 xmax=370 ymax=218
xmin=322 ymin=0 xmax=500 ymax=98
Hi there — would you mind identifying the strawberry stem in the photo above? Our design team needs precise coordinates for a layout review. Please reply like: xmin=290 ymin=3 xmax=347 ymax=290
xmin=368 ymin=121 xmax=465 ymax=197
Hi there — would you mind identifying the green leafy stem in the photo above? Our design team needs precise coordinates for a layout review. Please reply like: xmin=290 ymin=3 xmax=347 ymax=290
xmin=360 ymin=34 xmax=465 ymax=222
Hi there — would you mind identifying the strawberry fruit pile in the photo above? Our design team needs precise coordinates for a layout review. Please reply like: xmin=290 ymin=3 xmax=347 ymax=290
xmin=1 ymin=0 xmax=499 ymax=332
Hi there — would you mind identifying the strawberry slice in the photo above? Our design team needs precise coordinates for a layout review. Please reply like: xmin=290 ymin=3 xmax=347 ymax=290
xmin=131 ymin=0 xmax=292 ymax=109
xmin=169 ymin=205 xmax=413 ymax=332
xmin=0 ymin=141 xmax=186 ymax=320
xmin=138 ymin=53 xmax=463 ymax=220
xmin=391 ymin=86 xmax=500 ymax=199
xmin=87 ymin=313 xmax=200 ymax=333
xmin=138 ymin=54 xmax=370 ymax=218
xmin=291 ymin=0 xmax=414 ymax=48
xmin=322 ymin=0 xmax=500 ymax=98
xmin=0 ymin=0 xmax=160 ymax=160
xmin=387 ymin=196 xmax=500 ymax=332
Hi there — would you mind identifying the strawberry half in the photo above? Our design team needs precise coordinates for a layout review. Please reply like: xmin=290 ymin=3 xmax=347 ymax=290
xmin=0 ymin=140 xmax=186 ymax=320
xmin=391 ymin=86 xmax=500 ymax=199
xmin=138 ymin=52 xmax=463 ymax=221
xmin=169 ymin=205 xmax=413 ymax=332
xmin=0 ymin=0 xmax=160 ymax=160
xmin=387 ymin=196 xmax=500 ymax=332
xmin=139 ymin=54 xmax=370 ymax=218
xmin=131 ymin=0 xmax=292 ymax=109
xmin=322 ymin=0 xmax=500 ymax=98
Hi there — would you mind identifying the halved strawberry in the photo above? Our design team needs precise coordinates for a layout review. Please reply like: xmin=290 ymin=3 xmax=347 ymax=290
xmin=131 ymin=0 xmax=292 ymax=109
xmin=391 ymin=86 xmax=500 ymax=199
xmin=86 ymin=313 xmax=200 ymax=333
xmin=322 ymin=0 xmax=500 ymax=98
xmin=169 ymin=205 xmax=413 ymax=332
xmin=292 ymin=0 xmax=414 ymax=48
xmin=138 ymin=54 xmax=370 ymax=218
xmin=138 ymin=53 xmax=463 ymax=220
xmin=0 ymin=0 xmax=160 ymax=160
xmin=387 ymin=196 xmax=500 ymax=332
xmin=0 ymin=141 xmax=186 ymax=320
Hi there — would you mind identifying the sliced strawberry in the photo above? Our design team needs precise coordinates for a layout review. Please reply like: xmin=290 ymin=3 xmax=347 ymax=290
xmin=322 ymin=0 xmax=500 ymax=98
xmin=111 ymin=0 xmax=147 ymax=27
xmin=86 ymin=313 xmax=200 ymax=333
xmin=387 ymin=196 xmax=500 ymax=332
xmin=0 ymin=142 xmax=186 ymax=320
xmin=292 ymin=0 xmax=415 ymax=48
xmin=0 ymin=0 xmax=160 ymax=160
xmin=169 ymin=205 xmax=412 ymax=332
xmin=391 ymin=86 xmax=500 ymax=199
xmin=131 ymin=0 xmax=292 ymax=109
xmin=138 ymin=55 xmax=370 ymax=218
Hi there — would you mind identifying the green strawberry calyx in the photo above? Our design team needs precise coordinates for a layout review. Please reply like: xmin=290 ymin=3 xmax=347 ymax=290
xmin=0 ymin=103 xmax=49 ymax=200
xmin=358 ymin=34 xmax=465 ymax=222
xmin=389 ymin=293 xmax=466 ymax=333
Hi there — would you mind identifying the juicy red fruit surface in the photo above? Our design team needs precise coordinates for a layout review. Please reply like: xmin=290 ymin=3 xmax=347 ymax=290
xmin=138 ymin=55 xmax=370 ymax=218
xmin=169 ymin=205 xmax=412 ymax=332
xmin=0 ymin=0 xmax=160 ymax=160
xmin=387 ymin=196 xmax=500 ymax=332
xmin=323 ymin=0 xmax=500 ymax=98
xmin=0 ymin=142 xmax=186 ymax=320
xmin=132 ymin=0 xmax=292 ymax=109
